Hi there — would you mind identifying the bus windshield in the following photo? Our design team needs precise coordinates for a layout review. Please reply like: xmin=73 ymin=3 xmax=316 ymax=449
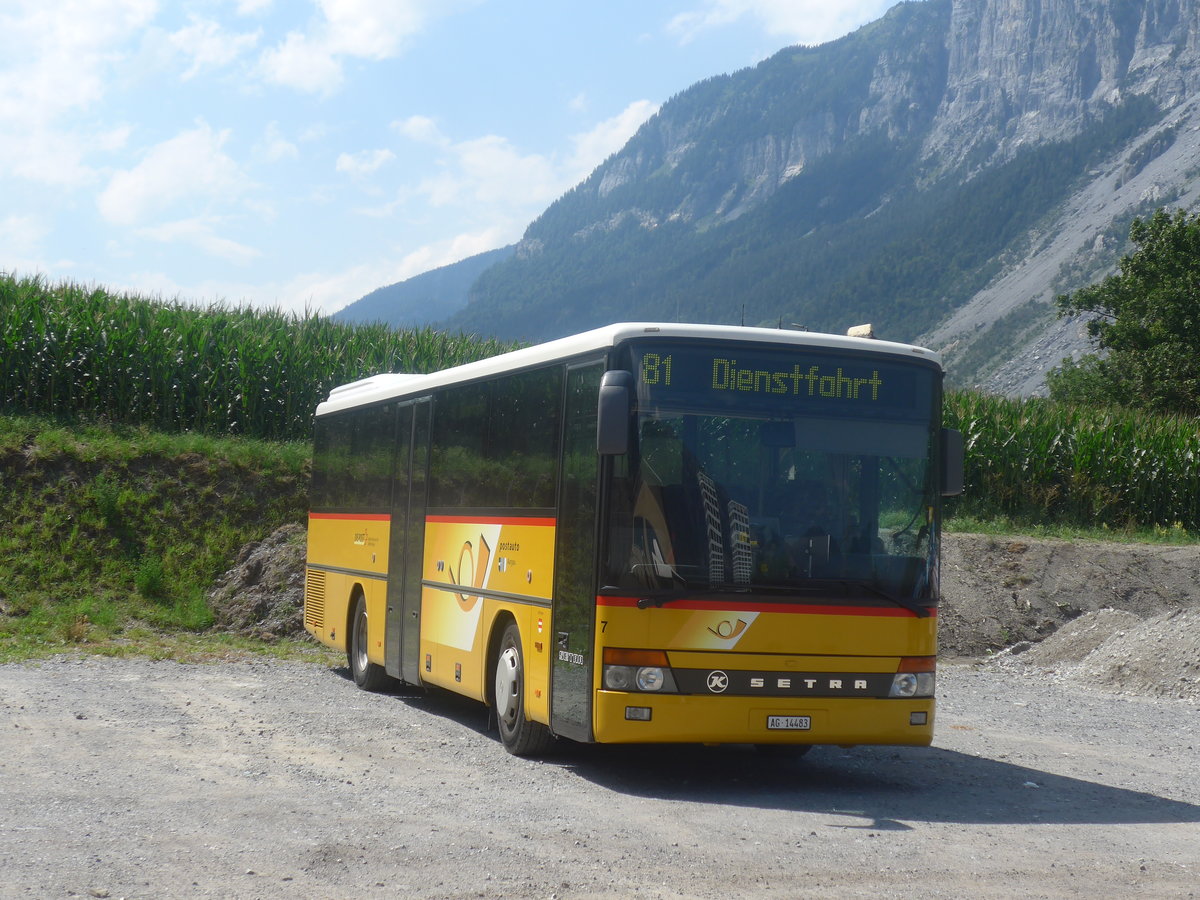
xmin=603 ymin=343 xmax=940 ymax=605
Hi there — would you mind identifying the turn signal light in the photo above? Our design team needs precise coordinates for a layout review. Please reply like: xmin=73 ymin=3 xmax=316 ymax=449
xmin=603 ymin=648 xmax=670 ymax=667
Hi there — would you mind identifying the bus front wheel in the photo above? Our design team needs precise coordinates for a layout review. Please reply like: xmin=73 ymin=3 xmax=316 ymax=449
xmin=493 ymin=622 xmax=553 ymax=756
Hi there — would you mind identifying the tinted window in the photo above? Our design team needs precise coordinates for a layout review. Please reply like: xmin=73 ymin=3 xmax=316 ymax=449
xmin=429 ymin=366 xmax=563 ymax=511
xmin=310 ymin=404 xmax=396 ymax=511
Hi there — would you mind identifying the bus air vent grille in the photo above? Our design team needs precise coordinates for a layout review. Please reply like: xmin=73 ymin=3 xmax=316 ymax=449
xmin=304 ymin=569 xmax=327 ymax=630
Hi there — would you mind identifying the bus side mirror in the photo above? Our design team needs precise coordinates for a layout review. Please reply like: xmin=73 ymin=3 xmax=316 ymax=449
xmin=941 ymin=427 xmax=964 ymax=496
xmin=597 ymin=370 xmax=635 ymax=455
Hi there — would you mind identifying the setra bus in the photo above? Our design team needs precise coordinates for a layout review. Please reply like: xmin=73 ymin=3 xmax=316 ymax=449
xmin=304 ymin=323 xmax=964 ymax=755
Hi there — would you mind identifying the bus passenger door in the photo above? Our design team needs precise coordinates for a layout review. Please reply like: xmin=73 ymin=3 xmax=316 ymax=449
xmin=551 ymin=363 xmax=602 ymax=741
xmin=401 ymin=400 xmax=430 ymax=684
xmin=384 ymin=403 xmax=412 ymax=681
xmin=384 ymin=399 xmax=430 ymax=684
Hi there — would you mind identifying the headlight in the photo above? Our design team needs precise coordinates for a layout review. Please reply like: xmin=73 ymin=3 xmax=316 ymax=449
xmin=602 ymin=653 xmax=677 ymax=693
xmin=604 ymin=665 xmax=635 ymax=691
xmin=635 ymin=666 xmax=665 ymax=691
xmin=888 ymin=671 xmax=935 ymax=698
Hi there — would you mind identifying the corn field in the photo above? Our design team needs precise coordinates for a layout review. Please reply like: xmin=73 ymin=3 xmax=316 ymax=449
xmin=1 ymin=273 xmax=516 ymax=441
xmin=7 ymin=273 xmax=1200 ymax=530
xmin=946 ymin=391 xmax=1200 ymax=531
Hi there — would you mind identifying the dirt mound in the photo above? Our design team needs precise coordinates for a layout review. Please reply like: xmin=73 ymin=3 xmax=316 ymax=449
xmin=988 ymin=608 xmax=1200 ymax=701
xmin=938 ymin=534 xmax=1200 ymax=656
xmin=1073 ymin=608 xmax=1200 ymax=700
xmin=940 ymin=534 xmax=1200 ymax=701
xmin=1008 ymin=607 xmax=1144 ymax=666
xmin=208 ymin=524 xmax=307 ymax=639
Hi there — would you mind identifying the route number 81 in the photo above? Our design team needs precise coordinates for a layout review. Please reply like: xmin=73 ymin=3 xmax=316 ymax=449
xmin=641 ymin=353 xmax=673 ymax=386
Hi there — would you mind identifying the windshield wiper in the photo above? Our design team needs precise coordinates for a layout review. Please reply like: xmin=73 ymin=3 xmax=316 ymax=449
xmin=634 ymin=582 xmax=751 ymax=608
xmin=845 ymin=580 xmax=930 ymax=618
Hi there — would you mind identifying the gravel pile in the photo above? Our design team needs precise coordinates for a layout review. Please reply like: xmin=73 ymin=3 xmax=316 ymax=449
xmin=991 ymin=607 xmax=1200 ymax=702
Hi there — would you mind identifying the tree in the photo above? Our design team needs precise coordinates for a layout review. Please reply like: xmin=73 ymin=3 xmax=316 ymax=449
xmin=1052 ymin=208 xmax=1200 ymax=414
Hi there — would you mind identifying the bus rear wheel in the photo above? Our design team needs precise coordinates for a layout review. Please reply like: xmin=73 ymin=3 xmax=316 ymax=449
xmin=493 ymin=622 xmax=553 ymax=756
xmin=349 ymin=595 xmax=393 ymax=692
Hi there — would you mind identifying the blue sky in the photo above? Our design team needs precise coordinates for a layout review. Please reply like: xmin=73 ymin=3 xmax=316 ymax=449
xmin=1 ymin=0 xmax=896 ymax=316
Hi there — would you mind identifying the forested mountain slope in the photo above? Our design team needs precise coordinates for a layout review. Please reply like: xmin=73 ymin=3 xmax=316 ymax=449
xmin=344 ymin=0 xmax=1200 ymax=392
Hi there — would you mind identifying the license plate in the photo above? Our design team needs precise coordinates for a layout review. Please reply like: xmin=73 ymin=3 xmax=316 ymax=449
xmin=767 ymin=715 xmax=811 ymax=731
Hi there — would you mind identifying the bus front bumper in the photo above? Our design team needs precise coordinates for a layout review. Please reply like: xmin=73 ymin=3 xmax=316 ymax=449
xmin=593 ymin=691 xmax=935 ymax=746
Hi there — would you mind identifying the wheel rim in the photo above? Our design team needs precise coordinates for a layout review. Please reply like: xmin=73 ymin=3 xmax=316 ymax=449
xmin=352 ymin=603 xmax=369 ymax=677
xmin=495 ymin=645 xmax=521 ymax=728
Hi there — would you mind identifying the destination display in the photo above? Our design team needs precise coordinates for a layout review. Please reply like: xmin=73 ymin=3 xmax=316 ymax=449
xmin=631 ymin=342 xmax=933 ymax=417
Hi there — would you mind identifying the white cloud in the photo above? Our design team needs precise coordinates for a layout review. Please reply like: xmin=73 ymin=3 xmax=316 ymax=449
xmin=320 ymin=0 xmax=424 ymax=59
xmin=397 ymin=228 xmax=512 ymax=279
xmin=137 ymin=218 xmax=262 ymax=265
xmin=256 ymin=122 xmax=299 ymax=162
xmin=0 ymin=0 xmax=154 ymax=112
xmin=668 ymin=0 xmax=893 ymax=46
xmin=0 ymin=0 xmax=156 ymax=119
xmin=258 ymin=29 xmax=344 ymax=94
xmin=392 ymin=115 xmax=447 ymax=146
xmin=394 ymin=101 xmax=655 ymax=217
xmin=568 ymin=100 xmax=658 ymax=177
xmin=102 ymin=225 xmax=510 ymax=316
xmin=5 ymin=131 xmax=95 ymax=188
xmin=299 ymin=122 xmax=331 ymax=143
xmin=97 ymin=122 xmax=252 ymax=226
xmin=336 ymin=148 xmax=396 ymax=176
xmin=168 ymin=15 xmax=260 ymax=80
xmin=125 ymin=225 xmax=514 ymax=317
xmin=346 ymin=100 xmax=659 ymax=297
xmin=258 ymin=0 xmax=478 ymax=94
xmin=436 ymin=135 xmax=560 ymax=208
xmin=97 ymin=125 xmax=133 ymax=152
xmin=0 ymin=213 xmax=50 ymax=262
xmin=0 ymin=0 xmax=156 ymax=187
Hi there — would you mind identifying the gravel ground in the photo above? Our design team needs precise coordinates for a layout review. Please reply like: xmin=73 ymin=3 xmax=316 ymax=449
xmin=2 ymin=655 xmax=1197 ymax=899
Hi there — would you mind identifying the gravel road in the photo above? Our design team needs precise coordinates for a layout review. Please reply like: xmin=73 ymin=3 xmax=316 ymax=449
xmin=2 ymin=655 xmax=1197 ymax=899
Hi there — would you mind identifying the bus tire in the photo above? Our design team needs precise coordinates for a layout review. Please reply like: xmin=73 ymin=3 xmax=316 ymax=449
xmin=349 ymin=594 xmax=393 ymax=692
xmin=493 ymin=622 xmax=553 ymax=756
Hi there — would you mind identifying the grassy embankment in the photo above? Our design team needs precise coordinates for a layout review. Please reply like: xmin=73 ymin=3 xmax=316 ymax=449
xmin=0 ymin=416 xmax=314 ymax=661
xmin=4 ymin=273 xmax=1200 ymax=660
xmin=0 ymin=273 xmax=514 ymax=661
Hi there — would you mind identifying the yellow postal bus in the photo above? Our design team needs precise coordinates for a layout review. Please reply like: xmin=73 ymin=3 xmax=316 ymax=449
xmin=304 ymin=323 xmax=963 ymax=755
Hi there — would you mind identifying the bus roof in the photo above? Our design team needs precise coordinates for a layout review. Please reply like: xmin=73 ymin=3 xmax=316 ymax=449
xmin=316 ymin=322 xmax=942 ymax=416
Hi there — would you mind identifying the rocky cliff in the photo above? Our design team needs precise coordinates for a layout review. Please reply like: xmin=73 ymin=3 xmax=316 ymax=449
xmin=551 ymin=0 xmax=1200 ymax=236
xmin=929 ymin=0 xmax=1198 ymax=161
xmin=355 ymin=1 xmax=1200 ymax=392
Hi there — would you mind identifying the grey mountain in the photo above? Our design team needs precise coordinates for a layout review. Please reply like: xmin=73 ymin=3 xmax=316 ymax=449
xmin=340 ymin=0 xmax=1200 ymax=393
xmin=332 ymin=245 xmax=514 ymax=328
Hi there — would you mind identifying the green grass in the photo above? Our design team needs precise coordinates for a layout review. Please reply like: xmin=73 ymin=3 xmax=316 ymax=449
xmin=0 ymin=630 xmax=342 ymax=665
xmin=944 ymin=513 xmax=1200 ymax=545
xmin=0 ymin=415 xmax=311 ymax=660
